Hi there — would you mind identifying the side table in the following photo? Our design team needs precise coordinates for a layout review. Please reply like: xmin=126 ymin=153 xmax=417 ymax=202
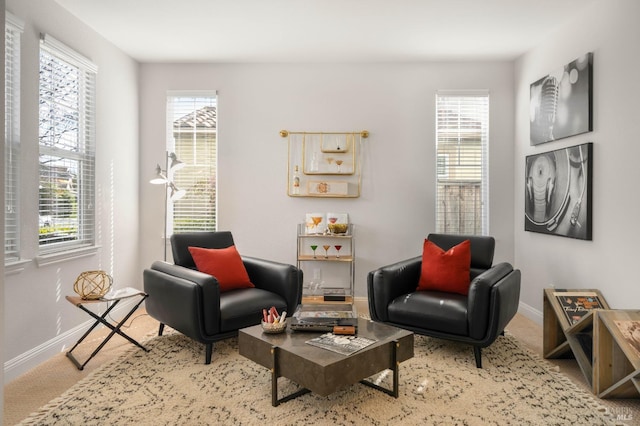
xmin=543 ymin=288 xmax=610 ymax=389
xmin=66 ymin=287 xmax=149 ymax=370
xmin=593 ymin=309 xmax=640 ymax=398
xmin=543 ymin=288 xmax=609 ymax=360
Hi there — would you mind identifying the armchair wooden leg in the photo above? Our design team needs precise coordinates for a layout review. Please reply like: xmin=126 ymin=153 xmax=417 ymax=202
xmin=205 ymin=343 xmax=213 ymax=364
xmin=158 ymin=323 xmax=165 ymax=336
xmin=473 ymin=346 xmax=482 ymax=368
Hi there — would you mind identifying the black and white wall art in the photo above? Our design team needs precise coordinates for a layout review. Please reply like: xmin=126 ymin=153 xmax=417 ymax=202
xmin=525 ymin=143 xmax=592 ymax=240
xmin=530 ymin=53 xmax=593 ymax=145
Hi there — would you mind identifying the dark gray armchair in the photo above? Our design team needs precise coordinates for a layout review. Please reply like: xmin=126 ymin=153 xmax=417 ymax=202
xmin=367 ymin=233 xmax=521 ymax=368
xmin=143 ymin=231 xmax=302 ymax=364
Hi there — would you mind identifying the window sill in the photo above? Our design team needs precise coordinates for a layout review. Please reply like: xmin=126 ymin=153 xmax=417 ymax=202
xmin=4 ymin=258 xmax=32 ymax=275
xmin=35 ymin=245 xmax=101 ymax=267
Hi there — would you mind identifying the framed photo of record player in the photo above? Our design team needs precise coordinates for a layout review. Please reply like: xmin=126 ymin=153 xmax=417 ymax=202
xmin=525 ymin=142 xmax=592 ymax=240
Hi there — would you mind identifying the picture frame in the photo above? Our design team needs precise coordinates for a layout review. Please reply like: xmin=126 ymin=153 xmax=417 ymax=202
xmin=326 ymin=212 xmax=349 ymax=225
xmin=524 ymin=142 xmax=592 ymax=240
xmin=529 ymin=53 xmax=593 ymax=145
xmin=304 ymin=212 xmax=325 ymax=234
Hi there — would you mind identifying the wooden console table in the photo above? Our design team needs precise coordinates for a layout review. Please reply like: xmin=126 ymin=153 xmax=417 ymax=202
xmin=544 ymin=288 xmax=640 ymax=398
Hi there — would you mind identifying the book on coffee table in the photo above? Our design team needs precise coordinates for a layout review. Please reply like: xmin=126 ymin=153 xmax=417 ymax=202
xmin=306 ymin=333 xmax=376 ymax=356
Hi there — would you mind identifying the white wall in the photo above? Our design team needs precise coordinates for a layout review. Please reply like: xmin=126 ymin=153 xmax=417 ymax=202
xmin=139 ymin=62 xmax=516 ymax=298
xmin=514 ymin=0 xmax=640 ymax=320
xmin=3 ymin=0 xmax=140 ymax=382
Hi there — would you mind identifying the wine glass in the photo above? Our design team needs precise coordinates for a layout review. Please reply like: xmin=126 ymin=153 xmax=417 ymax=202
xmin=335 ymin=159 xmax=343 ymax=172
xmin=334 ymin=245 xmax=342 ymax=258
xmin=323 ymin=245 xmax=330 ymax=259
xmin=310 ymin=245 xmax=318 ymax=259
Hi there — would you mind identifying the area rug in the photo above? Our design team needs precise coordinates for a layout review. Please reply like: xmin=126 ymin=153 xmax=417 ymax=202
xmin=19 ymin=328 xmax=616 ymax=425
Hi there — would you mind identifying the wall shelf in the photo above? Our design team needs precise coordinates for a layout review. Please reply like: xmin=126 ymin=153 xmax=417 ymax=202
xmin=282 ymin=130 xmax=368 ymax=198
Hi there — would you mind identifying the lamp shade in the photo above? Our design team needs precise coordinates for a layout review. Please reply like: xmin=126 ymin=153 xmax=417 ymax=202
xmin=150 ymin=164 xmax=168 ymax=184
xmin=169 ymin=152 xmax=185 ymax=171
xmin=171 ymin=188 xmax=186 ymax=201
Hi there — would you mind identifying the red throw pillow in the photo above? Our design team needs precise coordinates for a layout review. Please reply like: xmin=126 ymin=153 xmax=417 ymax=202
xmin=417 ymin=239 xmax=471 ymax=295
xmin=188 ymin=245 xmax=255 ymax=292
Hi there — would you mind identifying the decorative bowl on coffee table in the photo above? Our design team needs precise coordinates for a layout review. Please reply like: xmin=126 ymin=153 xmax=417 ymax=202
xmin=261 ymin=320 xmax=287 ymax=334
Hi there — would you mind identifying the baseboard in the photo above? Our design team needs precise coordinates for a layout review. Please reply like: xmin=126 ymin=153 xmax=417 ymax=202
xmin=3 ymin=298 xmax=140 ymax=384
xmin=518 ymin=300 xmax=543 ymax=325
xmin=353 ymin=296 xmax=369 ymax=316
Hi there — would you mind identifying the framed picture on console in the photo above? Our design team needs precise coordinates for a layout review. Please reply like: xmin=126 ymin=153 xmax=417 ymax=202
xmin=525 ymin=142 xmax=592 ymax=240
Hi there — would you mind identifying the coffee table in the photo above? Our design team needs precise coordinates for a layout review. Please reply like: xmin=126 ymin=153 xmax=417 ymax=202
xmin=238 ymin=318 xmax=414 ymax=406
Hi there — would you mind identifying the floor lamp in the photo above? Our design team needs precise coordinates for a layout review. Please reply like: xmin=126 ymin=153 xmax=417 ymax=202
xmin=150 ymin=152 xmax=186 ymax=261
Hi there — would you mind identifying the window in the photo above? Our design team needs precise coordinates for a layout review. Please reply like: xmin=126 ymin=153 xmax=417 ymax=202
xmin=38 ymin=34 xmax=97 ymax=252
xmin=435 ymin=91 xmax=489 ymax=235
xmin=5 ymin=14 xmax=23 ymax=262
xmin=436 ymin=153 xmax=449 ymax=179
xmin=166 ymin=93 xmax=217 ymax=234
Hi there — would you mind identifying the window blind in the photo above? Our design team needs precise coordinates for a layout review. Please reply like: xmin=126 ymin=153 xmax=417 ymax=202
xmin=38 ymin=34 xmax=97 ymax=251
xmin=435 ymin=91 xmax=489 ymax=235
xmin=166 ymin=93 xmax=217 ymax=235
xmin=5 ymin=14 xmax=23 ymax=261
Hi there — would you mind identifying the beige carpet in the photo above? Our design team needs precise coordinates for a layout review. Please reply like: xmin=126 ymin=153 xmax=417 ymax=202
xmin=15 ymin=325 xmax=619 ymax=426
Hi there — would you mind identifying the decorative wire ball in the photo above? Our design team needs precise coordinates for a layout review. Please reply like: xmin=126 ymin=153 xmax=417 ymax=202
xmin=73 ymin=270 xmax=113 ymax=300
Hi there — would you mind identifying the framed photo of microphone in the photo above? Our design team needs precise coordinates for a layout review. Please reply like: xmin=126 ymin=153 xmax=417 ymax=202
xmin=529 ymin=52 xmax=593 ymax=146
xmin=525 ymin=143 xmax=592 ymax=240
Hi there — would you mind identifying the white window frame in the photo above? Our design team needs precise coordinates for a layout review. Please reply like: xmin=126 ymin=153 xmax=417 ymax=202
xmin=165 ymin=91 xmax=218 ymax=236
xmin=435 ymin=90 xmax=489 ymax=235
xmin=37 ymin=34 xmax=98 ymax=260
xmin=436 ymin=153 xmax=449 ymax=179
xmin=5 ymin=14 xmax=23 ymax=264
